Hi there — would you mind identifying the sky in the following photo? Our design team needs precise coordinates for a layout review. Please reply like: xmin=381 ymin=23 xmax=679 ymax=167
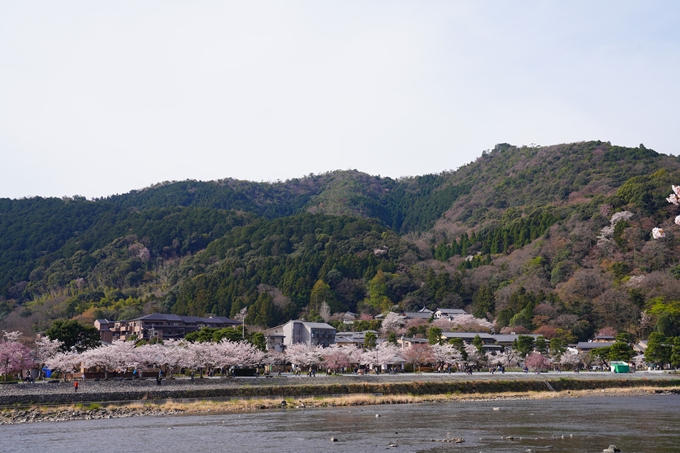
xmin=1 ymin=1 xmax=679 ymax=199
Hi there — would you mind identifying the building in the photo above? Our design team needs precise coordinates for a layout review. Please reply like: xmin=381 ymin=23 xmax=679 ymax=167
xmin=100 ymin=313 xmax=240 ymax=342
xmin=402 ymin=309 xmax=433 ymax=321
xmin=264 ymin=325 xmax=286 ymax=352
xmin=94 ymin=319 xmax=114 ymax=343
xmin=433 ymin=308 xmax=466 ymax=320
xmin=441 ymin=332 xmax=496 ymax=344
xmin=576 ymin=341 xmax=614 ymax=353
xmin=491 ymin=333 xmax=542 ymax=348
xmin=282 ymin=320 xmax=336 ymax=347
xmin=396 ymin=336 xmax=429 ymax=348
xmin=335 ymin=330 xmax=377 ymax=347
xmin=439 ymin=332 xmax=543 ymax=352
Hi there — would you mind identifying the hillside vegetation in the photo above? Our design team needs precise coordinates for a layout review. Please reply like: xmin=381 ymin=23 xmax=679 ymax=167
xmin=3 ymin=141 xmax=680 ymax=344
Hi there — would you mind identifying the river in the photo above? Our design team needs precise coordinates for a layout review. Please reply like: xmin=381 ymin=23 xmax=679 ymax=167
xmin=3 ymin=395 xmax=679 ymax=452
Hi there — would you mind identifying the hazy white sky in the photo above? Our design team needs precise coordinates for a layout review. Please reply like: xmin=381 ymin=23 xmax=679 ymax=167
xmin=1 ymin=1 xmax=679 ymax=199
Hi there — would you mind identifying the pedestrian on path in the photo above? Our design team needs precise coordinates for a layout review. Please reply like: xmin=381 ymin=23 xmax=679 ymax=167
xmin=73 ymin=380 xmax=79 ymax=392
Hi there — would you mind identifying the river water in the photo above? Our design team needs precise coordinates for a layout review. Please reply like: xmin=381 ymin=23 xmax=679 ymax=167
xmin=3 ymin=395 xmax=679 ymax=452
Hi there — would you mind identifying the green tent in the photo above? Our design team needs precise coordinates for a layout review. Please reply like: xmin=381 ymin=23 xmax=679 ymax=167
xmin=610 ymin=361 xmax=630 ymax=373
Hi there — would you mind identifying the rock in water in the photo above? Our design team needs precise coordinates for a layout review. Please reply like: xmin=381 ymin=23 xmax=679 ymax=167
xmin=330 ymin=437 xmax=338 ymax=442
xmin=603 ymin=446 xmax=621 ymax=453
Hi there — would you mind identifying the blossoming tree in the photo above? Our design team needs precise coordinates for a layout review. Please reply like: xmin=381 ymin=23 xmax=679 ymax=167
xmin=652 ymin=185 xmax=680 ymax=239
xmin=285 ymin=343 xmax=323 ymax=372
xmin=401 ymin=343 xmax=435 ymax=373
xmin=360 ymin=342 xmax=401 ymax=373
xmin=0 ymin=331 xmax=34 ymax=380
xmin=451 ymin=314 xmax=494 ymax=332
xmin=525 ymin=352 xmax=551 ymax=372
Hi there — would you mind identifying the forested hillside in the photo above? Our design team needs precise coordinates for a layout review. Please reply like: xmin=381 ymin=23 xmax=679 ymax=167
xmin=3 ymin=141 xmax=680 ymax=344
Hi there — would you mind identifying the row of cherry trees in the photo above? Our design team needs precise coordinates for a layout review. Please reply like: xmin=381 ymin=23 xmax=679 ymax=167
xmin=42 ymin=338 xmax=580 ymax=376
xmin=2 ymin=329 xmax=590 ymax=380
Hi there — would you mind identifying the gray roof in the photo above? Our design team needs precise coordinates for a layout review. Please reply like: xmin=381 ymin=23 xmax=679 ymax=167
xmin=577 ymin=341 xmax=614 ymax=350
xmin=132 ymin=313 xmax=184 ymax=322
xmin=301 ymin=321 xmax=336 ymax=330
xmin=403 ymin=312 xmax=432 ymax=320
xmin=400 ymin=337 xmax=429 ymax=344
xmin=129 ymin=313 xmax=239 ymax=325
xmin=442 ymin=332 xmax=495 ymax=340
xmin=436 ymin=308 xmax=466 ymax=314
xmin=492 ymin=334 xmax=542 ymax=343
xmin=335 ymin=333 xmax=365 ymax=343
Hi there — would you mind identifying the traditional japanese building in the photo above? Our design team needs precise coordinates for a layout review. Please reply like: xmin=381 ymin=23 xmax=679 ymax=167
xmin=97 ymin=313 xmax=240 ymax=342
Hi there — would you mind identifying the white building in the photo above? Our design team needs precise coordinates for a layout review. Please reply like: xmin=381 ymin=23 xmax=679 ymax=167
xmin=434 ymin=308 xmax=466 ymax=320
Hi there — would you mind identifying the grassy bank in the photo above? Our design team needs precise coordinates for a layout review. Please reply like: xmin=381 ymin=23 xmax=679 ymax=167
xmin=3 ymin=376 xmax=680 ymax=407
xmin=3 ymin=386 xmax=677 ymax=425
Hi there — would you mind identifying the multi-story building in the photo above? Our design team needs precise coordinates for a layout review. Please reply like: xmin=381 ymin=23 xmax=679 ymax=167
xmin=282 ymin=320 xmax=336 ymax=347
xmin=96 ymin=313 xmax=240 ymax=342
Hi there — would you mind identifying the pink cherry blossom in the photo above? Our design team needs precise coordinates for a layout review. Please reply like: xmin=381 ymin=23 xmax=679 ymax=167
xmin=432 ymin=343 xmax=462 ymax=365
xmin=0 ymin=334 xmax=34 ymax=379
xmin=525 ymin=352 xmax=551 ymax=372
xmin=321 ymin=344 xmax=356 ymax=372
xmin=652 ymin=227 xmax=665 ymax=239
xmin=45 ymin=351 xmax=81 ymax=379
xmin=451 ymin=314 xmax=494 ymax=332
xmin=34 ymin=336 xmax=63 ymax=365
xmin=400 ymin=343 xmax=435 ymax=372
xmin=285 ymin=343 xmax=323 ymax=370
xmin=360 ymin=342 xmax=401 ymax=370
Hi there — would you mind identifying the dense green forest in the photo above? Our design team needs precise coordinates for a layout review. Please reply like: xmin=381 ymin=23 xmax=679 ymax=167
xmin=3 ymin=141 xmax=680 ymax=344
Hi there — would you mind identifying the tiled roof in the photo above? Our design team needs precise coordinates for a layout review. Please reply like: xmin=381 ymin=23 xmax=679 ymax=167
xmin=129 ymin=313 xmax=239 ymax=324
xmin=491 ymin=334 xmax=542 ymax=343
xmin=442 ymin=332 xmax=495 ymax=340
xmin=403 ymin=312 xmax=432 ymax=319
xmin=576 ymin=341 xmax=614 ymax=349
xmin=436 ymin=309 xmax=466 ymax=314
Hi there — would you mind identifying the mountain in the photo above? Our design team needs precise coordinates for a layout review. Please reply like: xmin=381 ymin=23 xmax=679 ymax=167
xmin=2 ymin=141 xmax=680 ymax=343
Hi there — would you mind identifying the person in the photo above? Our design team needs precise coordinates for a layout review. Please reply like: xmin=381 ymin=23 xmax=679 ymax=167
xmin=132 ymin=369 xmax=137 ymax=379
xmin=81 ymin=373 xmax=86 ymax=381
xmin=73 ymin=380 xmax=79 ymax=392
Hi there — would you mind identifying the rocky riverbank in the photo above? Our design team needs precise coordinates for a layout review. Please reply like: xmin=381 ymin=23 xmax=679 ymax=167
xmin=0 ymin=405 xmax=184 ymax=424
